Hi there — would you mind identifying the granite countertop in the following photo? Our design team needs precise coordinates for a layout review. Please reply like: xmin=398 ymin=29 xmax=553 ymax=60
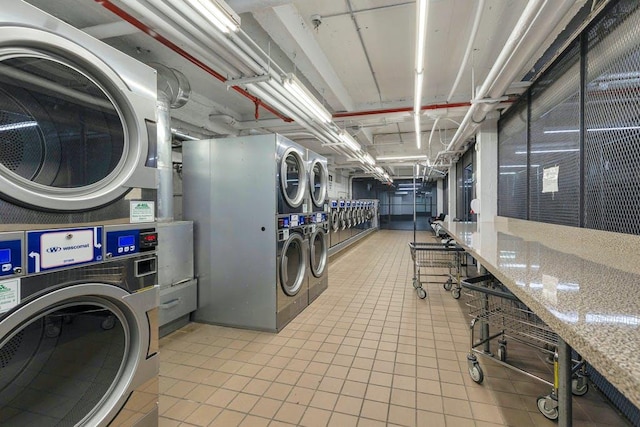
xmin=442 ymin=217 xmax=640 ymax=408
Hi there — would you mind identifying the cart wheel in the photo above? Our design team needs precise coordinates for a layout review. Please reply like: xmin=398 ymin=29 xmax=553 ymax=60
xmin=443 ymin=279 xmax=453 ymax=291
xmin=412 ymin=278 xmax=419 ymax=289
xmin=417 ymin=288 xmax=427 ymax=299
xmin=469 ymin=362 xmax=484 ymax=383
xmin=451 ymin=288 xmax=461 ymax=299
xmin=572 ymin=376 xmax=589 ymax=396
xmin=537 ymin=395 xmax=559 ymax=420
xmin=101 ymin=315 xmax=116 ymax=330
xmin=498 ymin=344 xmax=507 ymax=362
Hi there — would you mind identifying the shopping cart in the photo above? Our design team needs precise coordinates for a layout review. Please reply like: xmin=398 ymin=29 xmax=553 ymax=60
xmin=408 ymin=241 xmax=465 ymax=299
xmin=462 ymin=275 xmax=589 ymax=421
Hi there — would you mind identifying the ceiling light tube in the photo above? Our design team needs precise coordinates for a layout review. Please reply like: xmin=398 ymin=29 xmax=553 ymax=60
xmin=189 ymin=0 xmax=240 ymax=33
xmin=283 ymin=74 xmax=332 ymax=123
xmin=0 ymin=121 xmax=38 ymax=132
xmin=363 ymin=153 xmax=375 ymax=165
xmin=414 ymin=73 xmax=423 ymax=113
xmin=339 ymin=131 xmax=361 ymax=152
xmin=415 ymin=0 xmax=428 ymax=74
xmin=414 ymin=114 xmax=422 ymax=149
xmin=377 ymin=155 xmax=428 ymax=161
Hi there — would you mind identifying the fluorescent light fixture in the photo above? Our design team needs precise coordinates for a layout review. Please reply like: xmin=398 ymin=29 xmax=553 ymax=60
xmin=363 ymin=153 xmax=375 ymax=165
xmin=188 ymin=0 xmax=240 ymax=33
xmin=515 ymin=149 xmax=579 ymax=154
xmin=283 ymin=74 xmax=332 ymax=123
xmin=414 ymin=74 xmax=423 ymax=113
xmin=0 ymin=121 xmax=38 ymax=132
xmin=395 ymin=191 xmax=409 ymax=195
xmin=339 ymin=131 xmax=361 ymax=152
xmin=499 ymin=172 xmax=517 ymax=175
xmin=544 ymin=125 xmax=640 ymax=134
xmin=415 ymin=0 xmax=428 ymax=74
xmin=377 ymin=155 xmax=428 ymax=161
xmin=414 ymin=114 xmax=421 ymax=149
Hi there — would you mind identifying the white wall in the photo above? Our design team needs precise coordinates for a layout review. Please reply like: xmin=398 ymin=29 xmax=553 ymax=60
xmin=327 ymin=167 xmax=350 ymax=199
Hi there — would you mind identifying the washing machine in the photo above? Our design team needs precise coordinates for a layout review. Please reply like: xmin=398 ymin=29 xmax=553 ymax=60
xmin=0 ymin=2 xmax=159 ymax=425
xmin=276 ymin=213 xmax=309 ymax=329
xmin=338 ymin=200 xmax=348 ymax=243
xmin=329 ymin=200 xmax=340 ymax=247
xmin=0 ymin=224 xmax=159 ymax=426
xmin=306 ymin=150 xmax=328 ymax=214
xmin=183 ymin=135 xmax=311 ymax=331
xmin=278 ymin=139 xmax=308 ymax=215
xmin=307 ymin=212 xmax=328 ymax=303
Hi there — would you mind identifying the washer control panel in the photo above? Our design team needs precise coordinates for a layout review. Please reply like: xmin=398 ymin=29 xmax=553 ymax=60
xmin=0 ymin=232 xmax=24 ymax=277
xmin=105 ymin=223 xmax=157 ymax=259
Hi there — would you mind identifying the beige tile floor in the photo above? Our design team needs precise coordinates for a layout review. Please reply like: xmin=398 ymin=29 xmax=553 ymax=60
xmin=158 ymin=230 xmax=629 ymax=427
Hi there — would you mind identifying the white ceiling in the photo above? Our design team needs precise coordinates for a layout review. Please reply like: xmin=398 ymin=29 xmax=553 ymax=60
xmin=23 ymin=0 xmax=587 ymax=178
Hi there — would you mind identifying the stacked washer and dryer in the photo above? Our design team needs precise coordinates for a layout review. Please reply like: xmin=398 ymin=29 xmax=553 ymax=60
xmin=305 ymin=150 xmax=329 ymax=304
xmin=0 ymin=2 xmax=160 ymax=426
xmin=183 ymin=134 xmax=329 ymax=331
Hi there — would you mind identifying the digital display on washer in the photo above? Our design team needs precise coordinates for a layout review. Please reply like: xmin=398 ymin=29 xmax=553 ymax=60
xmin=0 ymin=248 xmax=10 ymax=264
xmin=118 ymin=235 xmax=135 ymax=247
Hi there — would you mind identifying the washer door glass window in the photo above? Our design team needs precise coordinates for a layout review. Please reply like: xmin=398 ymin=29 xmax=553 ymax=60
xmin=309 ymin=159 xmax=327 ymax=207
xmin=310 ymin=231 xmax=327 ymax=278
xmin=280 ymin=233 xmax=305 ymax=296
xmin=0 ymin=300 xmax=128 ymax=426
xmin=0 ymin=57 xmax=124 ymax=189
xmin=280 ymin=149 xmax=307 ymax=208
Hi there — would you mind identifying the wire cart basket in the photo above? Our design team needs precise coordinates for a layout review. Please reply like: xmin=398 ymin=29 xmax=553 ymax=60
xmin=408 ymin=241 xmax=465 ymax=299
xmin=462 ymin=275 xmax=589 ymax=421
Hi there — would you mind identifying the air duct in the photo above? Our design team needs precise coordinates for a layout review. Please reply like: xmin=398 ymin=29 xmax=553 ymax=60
xmin=152 ymin=64 xmax=191 ymax=222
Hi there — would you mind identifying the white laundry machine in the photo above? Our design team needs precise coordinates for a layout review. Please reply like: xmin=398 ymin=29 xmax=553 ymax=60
xmin=183 ymin=134 xmax=311 ymax=331
xmin=306 ymin=150 xmax=328 ymax=213
xmin=307 ymin=211 xmax=329 ymax=303
xmin=278 ymin=139 xmax=308 ymax=215
xmin=0 ymin=2 xmax=159 ymax=425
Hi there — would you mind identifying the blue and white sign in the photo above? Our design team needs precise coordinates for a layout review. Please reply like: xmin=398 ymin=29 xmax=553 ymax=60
xmin=0 ymin=240 xmax=22 ymax=277
xmin=27 ymin=227 xmax=103 ymax=274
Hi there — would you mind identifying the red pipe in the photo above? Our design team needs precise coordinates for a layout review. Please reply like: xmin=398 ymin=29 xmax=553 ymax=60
xmin=332 ymin=102 xmax=472 ymax=119
xmin=96 ymin=0 xmax=292 ymax=122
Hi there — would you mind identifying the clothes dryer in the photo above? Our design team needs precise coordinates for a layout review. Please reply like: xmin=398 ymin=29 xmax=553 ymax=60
xmin=329 ymin=200 xmax=341 ymax=247
xmin=0 ymin=224 xmax=159 ymax=426
xmin=278 ymin=139 xmax=308 ymax=214
xmin=0 ymin=3 xmax=159 ymax=425
xmin=307 ymin=212 xmax=328 ymax=303
xmin=306 ymin=150 xmax=328 ymax=213
xmin=276 ymin=214 xmax=309 ymax=328
xmin=0 ymin=0 xmax=158 ymax=222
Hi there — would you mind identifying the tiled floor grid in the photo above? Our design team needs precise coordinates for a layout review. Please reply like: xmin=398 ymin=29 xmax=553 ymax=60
xmin=158 ymin=230 xmax=628 ymax=426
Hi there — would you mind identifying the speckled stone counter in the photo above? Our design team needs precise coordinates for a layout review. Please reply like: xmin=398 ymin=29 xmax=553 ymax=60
xmin=442 ymin=217 xmax=640 ymax=409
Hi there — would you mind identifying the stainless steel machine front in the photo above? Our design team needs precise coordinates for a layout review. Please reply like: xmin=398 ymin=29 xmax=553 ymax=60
xmin=183 ymin=134 xmax=311 ymax=331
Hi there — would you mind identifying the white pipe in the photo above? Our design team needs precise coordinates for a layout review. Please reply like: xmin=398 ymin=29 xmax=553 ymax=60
xmin=446 ymin=0 xmax=485 ymax=102
xmin=143 ymin=0 xmax=256 ymax=75
xmin=440 ymin=0 xmax=580 ymax=160
xmin=118 ymin=0 xmax=243 ymax=75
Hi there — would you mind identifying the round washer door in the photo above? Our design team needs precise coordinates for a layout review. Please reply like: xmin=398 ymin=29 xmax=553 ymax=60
xmin=0 ymin=284 xmax=150 ymax=426
xmin=331 ymin=210 xmax=340 ymax=232
xmin=339 ymin=210 xmax=347 ymax=230
xmin=279 ymin=233 xmax=306 ymax=296
xmin=308 ymin=159 xmax=327 ymax=208
xmin=309 ymin=230 xmax=327 ymax=278
xmin=280 ymin=148 xmax=307 ymax=208
xmin=0 ymin=28 xmax=154 ymax=211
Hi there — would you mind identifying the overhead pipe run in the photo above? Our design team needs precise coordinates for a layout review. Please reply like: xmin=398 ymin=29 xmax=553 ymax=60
xmin=437 ymin=0 xmax=586 ymax=165
xmin=98 ymin=0 xmax=393 ymax=182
